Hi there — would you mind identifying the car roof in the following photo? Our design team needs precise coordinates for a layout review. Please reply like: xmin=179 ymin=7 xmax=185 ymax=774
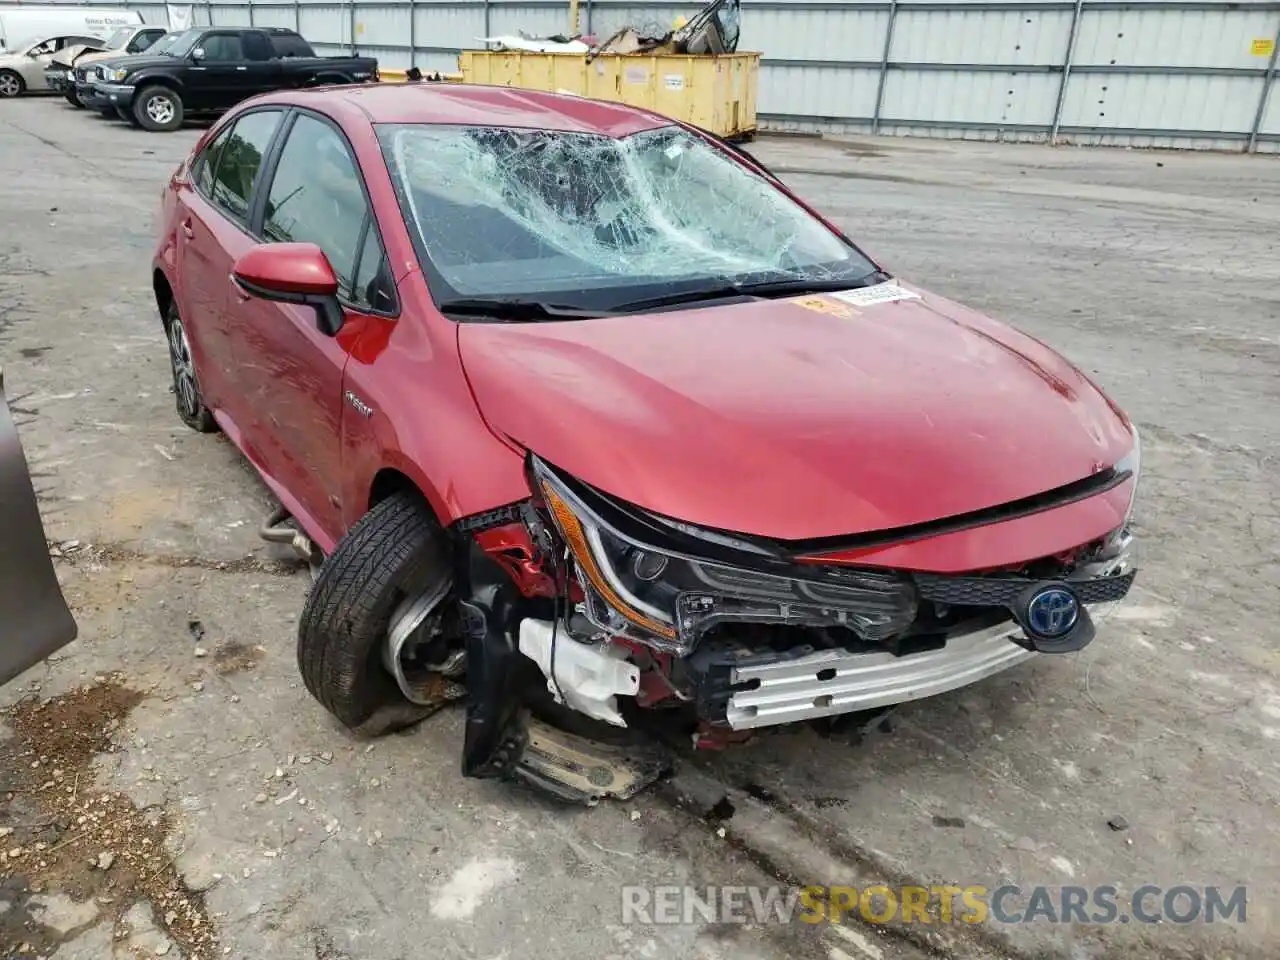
xmin=255 ymin=83 xmax=671 ymax=138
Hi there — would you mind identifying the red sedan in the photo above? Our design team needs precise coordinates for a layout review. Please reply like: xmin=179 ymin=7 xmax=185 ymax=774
xmin=152 ymin=83 xmax=1139 ymax=800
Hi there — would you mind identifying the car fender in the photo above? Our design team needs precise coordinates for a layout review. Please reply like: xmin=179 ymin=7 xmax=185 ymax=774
xmin=0 ymin=370 xmax=77 ymax=686
xmin=128 ymin=71 xmax=184 ymax=95
xmin=337 ymin=314 xmax=529 ymax=537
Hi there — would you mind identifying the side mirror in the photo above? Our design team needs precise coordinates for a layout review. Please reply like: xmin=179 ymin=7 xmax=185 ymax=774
xmin=191 ymin=47 xmax=205 ymax=61
xmin=232 ymin=243 xmax=345 ymax=336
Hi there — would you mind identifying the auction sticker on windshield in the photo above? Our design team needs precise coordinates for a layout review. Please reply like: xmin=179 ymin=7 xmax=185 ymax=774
xmin=830 ymin=282 xmax=921 ymax=308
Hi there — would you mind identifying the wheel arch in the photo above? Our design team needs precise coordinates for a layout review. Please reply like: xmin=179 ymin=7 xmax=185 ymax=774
xmin=153 ymin=268 xmax=175 ymax=327
xmin=133 ymin=73 xmax=184 ymax=94
xmin=369 ymin=467 xmax=427 ymax=512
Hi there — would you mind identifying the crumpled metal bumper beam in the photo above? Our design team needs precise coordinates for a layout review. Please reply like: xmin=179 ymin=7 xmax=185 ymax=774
xmin=723 ymin=605 xmax=1117 ymax=730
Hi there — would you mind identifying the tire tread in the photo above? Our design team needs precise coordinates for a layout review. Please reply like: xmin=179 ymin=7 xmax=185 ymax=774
xmin=297 ymin=491 xmax=449 ymax=735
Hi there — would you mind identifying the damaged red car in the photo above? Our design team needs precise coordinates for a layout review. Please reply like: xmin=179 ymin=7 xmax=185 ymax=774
xmin=151 ymin=83 xmax=1140 ymax=801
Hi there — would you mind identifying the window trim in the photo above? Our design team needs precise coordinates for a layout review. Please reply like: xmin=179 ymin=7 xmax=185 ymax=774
xmin=193 ymin=106 xmax=288 ymax=235
xmin=248 ymin=107 xmax=400 ymax=319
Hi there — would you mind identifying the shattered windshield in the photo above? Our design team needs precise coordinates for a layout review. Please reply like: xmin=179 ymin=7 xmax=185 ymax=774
xmin=377 ymin=123 xmax=875 ymax=310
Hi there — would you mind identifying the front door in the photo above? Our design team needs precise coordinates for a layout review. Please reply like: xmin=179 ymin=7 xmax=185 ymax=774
xmin=187 ymin=31 xmax=250 ymax=110
xmin=223 ymin=111 xmax=389 ymax=543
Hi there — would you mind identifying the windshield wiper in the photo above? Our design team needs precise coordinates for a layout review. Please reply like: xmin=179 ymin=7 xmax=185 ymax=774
xmin=437 ymin=297 xmax=617 ymax=322
xmin=608 ymin=270 xmax=889 ymax=315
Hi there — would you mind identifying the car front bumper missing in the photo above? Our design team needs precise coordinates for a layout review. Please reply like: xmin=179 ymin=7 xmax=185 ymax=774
xmin=720 ymin=610 xmax=1125 ymax=729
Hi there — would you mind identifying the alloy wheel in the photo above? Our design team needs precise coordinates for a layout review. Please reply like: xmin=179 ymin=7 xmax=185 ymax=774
xmin=382 ymin=577 xmax=463 ymax=705
xmin=167 ymin=314 xmax=198 ymax=418
xmin=0 ymin=74 xmax=21 ymax=98
xmin=145 ymin=94 xmax=175 ymax=125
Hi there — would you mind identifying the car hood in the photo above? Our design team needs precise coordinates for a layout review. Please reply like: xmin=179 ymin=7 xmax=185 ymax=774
xmin=94 ymin=53 xmax=170 ymax=73
xmin=51 ymin=46 xmax=112 ymax=68
xmin=457 ymin=283 xmax=1134 ymax=542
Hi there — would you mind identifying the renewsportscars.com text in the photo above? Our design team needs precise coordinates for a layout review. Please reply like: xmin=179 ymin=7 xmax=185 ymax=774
xmin=620 ymin=884 xmax=1248 ymax=926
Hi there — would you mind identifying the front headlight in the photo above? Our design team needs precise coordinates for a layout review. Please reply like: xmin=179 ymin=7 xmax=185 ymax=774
xmin=102 ymin=67 xmax=129 ymax=83
xmin=530 ymin=458 xmax=917 ymax=655
xmin=1113 ymin=424 xmax=1141 ymax=522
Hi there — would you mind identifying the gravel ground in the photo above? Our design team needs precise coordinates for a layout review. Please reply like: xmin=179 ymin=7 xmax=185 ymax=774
xmin=0 ymin=97 xmax=1277 ymax=960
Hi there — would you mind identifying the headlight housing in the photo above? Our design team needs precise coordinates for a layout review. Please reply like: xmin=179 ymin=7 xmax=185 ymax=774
xmin=102 ymin=66 xmax=130 ymax=83
xmin=1114 ymin=424 xmax=1141 ymax=522
xmin=529 ymin=458 xmax=918 ymax=655
xmin=1084 ymin=426 xmax=1140 ymax=574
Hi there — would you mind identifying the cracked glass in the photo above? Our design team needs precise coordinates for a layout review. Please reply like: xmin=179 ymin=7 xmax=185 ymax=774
xmin=377 ymin=123 xmax=875 ymax=309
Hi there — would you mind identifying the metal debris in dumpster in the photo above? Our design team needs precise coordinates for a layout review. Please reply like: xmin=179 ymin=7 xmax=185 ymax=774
xmin=456 ymin=0 xmax=758 ymax=139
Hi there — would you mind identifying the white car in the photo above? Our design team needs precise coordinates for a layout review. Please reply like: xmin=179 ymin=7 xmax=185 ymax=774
xmin=0 ymin=34 xmax=108 ymax=97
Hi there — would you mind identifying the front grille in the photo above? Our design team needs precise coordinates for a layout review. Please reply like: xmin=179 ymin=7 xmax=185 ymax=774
xmin=915 ymin=569 xmax=1135 ymax=608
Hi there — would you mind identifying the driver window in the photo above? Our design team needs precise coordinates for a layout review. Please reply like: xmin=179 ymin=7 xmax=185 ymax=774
xmin=261 ymin=114 xmax=372 ymax=304
xmin=202 ymin=34 xmax=243 ymax=62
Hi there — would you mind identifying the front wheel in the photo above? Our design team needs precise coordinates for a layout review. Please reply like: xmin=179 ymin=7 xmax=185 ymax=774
xmin=297 ymin=491 xmax=460 ymax=737
xmin=134 ymin=85 xmax=184 ymax=132
xmin=0 ymin=70 xmax=25 ymax=99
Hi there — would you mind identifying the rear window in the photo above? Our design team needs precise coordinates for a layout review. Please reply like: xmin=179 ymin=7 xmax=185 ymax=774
xmin=206 ymin=111 xmax=283 ymax=224
xmin=269 ymin=32 xmax=311 ymax=58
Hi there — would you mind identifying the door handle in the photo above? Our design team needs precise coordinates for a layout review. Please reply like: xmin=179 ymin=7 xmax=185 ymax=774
xmin=180 ymin=219 xmax=195 ymax=239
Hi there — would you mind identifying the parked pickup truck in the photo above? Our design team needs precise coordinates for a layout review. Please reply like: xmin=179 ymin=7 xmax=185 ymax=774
xmin=45 ymin=23 xmax=167 ymax=105
xmin=81 ymin=26 xmax=378 ymax=131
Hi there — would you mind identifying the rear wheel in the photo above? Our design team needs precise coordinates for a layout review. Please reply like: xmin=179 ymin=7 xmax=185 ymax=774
xmin=0 ymin=71 xmax=24 ymax=99
xmin=297 ymin=492 xmax=461 ymax=736
xmin=163 ymin=301 xmax=217 ymax=433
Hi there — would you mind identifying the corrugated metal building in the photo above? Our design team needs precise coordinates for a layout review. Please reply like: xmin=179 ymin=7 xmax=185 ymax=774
xmin=5 ymin=0 xmax=1278 ymax=150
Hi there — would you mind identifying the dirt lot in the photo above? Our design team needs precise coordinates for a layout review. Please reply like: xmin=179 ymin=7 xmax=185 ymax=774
xmin=1 ymin=97 xmax=1277 ymax=960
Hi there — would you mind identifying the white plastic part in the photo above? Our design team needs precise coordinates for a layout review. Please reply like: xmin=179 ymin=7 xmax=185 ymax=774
xmin=518 ymin=619 xmax=640 ymax=727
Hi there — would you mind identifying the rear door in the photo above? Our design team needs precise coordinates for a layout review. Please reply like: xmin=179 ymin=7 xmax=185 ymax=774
xmin=239 ymin=30 xmax=282 ymax=98
xmin=172 ymin=109 xmax=286 ymax=433
xmin=0 ymin=372 xmax=77 ymax=685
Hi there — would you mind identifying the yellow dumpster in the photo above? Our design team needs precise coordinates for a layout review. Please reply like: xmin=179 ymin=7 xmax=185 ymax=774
xmin=457 ymin=51 xmax=759 ymax=140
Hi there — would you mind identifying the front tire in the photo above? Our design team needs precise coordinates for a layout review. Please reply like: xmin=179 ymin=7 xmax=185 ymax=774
xmin=65 ymin=89 xmax=83 ymax=108
xmin=0 ymin=70 xmax=25 ymax=99
xmin=134 ymin=85 xmax=183 ymax=132
xmin=163 ymin=301 xmax=217 ymax=433
xmin=298 ymin=492 xmax=455 ymax=736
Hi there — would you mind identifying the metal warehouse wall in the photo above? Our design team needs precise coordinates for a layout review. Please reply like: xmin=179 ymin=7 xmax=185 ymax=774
xmin=6 ymin=0 xmax=1279 ymax=150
